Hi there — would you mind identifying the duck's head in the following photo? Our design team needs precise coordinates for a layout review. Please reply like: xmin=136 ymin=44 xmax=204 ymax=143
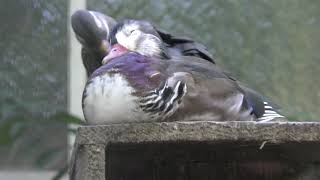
xmin=71 ymin=10 xmax=116 ymax=53
xmin=109 ymin=20 xmax=169 ymax=59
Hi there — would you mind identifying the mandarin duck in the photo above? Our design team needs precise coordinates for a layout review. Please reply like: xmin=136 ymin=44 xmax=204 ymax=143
xmin=82 ymin=42 xmax=285 ymax=124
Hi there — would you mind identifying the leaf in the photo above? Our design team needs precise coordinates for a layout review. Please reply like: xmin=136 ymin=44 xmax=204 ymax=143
xmin=50 ymin=112 xmax=84 ymax=125
xmin=0 ymin=116 xmax=31 ymax=145
xmin=52 ymin=164 xmax=68 ymax=180
xmin=35 ymin=147 xmax=63 ymax=168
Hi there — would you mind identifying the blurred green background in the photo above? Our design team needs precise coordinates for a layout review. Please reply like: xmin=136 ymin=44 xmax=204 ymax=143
xmin=0 ymin=0 xmax=69 ymax=171
xmin=0 ymin=0 xmax=319 ymax=176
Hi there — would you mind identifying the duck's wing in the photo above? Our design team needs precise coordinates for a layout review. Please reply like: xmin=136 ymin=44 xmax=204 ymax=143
xmin=156 ymin=28 xmax=215 ymax=63
xmin=151 ymin=58 xmax=286 ymax=122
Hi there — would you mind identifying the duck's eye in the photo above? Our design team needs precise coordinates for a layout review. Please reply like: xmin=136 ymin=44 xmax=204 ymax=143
xmin=129 ymin=29 xmax=140 ymax=36
xmin=130 ymin=30 xmax=135 ymax=34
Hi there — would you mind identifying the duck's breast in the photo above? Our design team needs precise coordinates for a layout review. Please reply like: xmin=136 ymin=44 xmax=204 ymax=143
xmin=83 ymin=73 xmax=146 ymax=124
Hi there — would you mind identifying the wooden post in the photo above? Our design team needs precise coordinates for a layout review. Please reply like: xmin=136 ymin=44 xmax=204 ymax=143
xmin=70 ymin=121 xmax=320 ymax=180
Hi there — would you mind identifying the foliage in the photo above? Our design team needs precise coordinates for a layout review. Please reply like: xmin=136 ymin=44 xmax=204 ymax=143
xmin=0 ymin=112 xmax=83 ymax=179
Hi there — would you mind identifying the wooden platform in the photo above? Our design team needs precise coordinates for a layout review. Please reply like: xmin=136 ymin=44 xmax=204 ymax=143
xmin=70 ymin=121 xmax=320 ymax=180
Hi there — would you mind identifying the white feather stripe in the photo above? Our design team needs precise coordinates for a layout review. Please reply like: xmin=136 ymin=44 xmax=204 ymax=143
xmin=96 ymin=14 xmax=110 ymax=35
xmin=261 ymin=114 xmax=284 ymax=118
xmin=258 ymin=118 xmax=276 ymax=123
xmin=261 ymin=112 xmax=284 ymax=117
xmin=153 ymin=94 xmax=163 ymax=104
xmin=264 ymin=110 xmax=278 ymax=114
xmin=142 ymin=94 xmax=158 ymax=100
xmin=264 ymin=105 xmax=273 ymax=109
xmin=89 ymin=11 xmax=102 ymax=28
xmin=139 ymin=99 xmax=156 ymax=106
xmin=168 ymin=81 xmax=182 ymax=104
xmin=258 ymin=115 xmax=284 ymax=122
xmin=144 ymin=100 xmax=164 ymax=111
xmin=158 ymin=82 xmax=168 ymax=96
xmin=262 ymin=115 xmax=283 ymax=118
xmin=162 ymin=81 xmax=187 ymax=115
xmin=154 ymin=100 xmax=165 ymax=109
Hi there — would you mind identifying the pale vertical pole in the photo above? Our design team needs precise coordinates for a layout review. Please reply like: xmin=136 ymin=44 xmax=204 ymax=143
xmin=68 ymin=0 xmax=86 ymax=160
xmin=68 ymin=0 xmax=86 ymax=119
